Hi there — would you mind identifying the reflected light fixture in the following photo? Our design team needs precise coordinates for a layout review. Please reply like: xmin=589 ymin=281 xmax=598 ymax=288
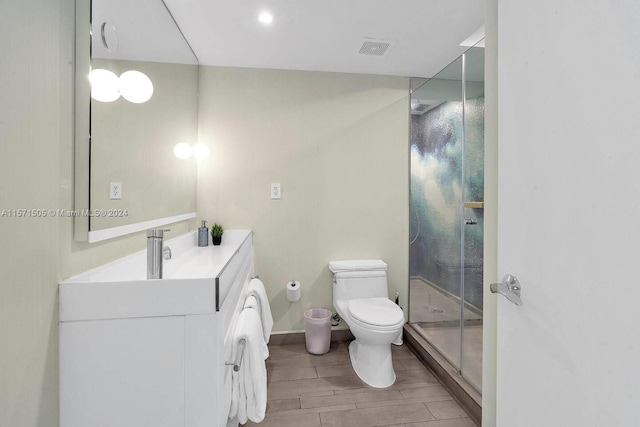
xmin=258 ymin=11 xmax=274 ymax=24
xmin=90 ymin=69 xmax=154 ymax=104
xmin=101 ymin=22 xmax=119 ymax=53
xmin=90 ymin=69 xmax=120 ymax=102
xmin=173 ymin=143 xmax=211 ymax=160
xmin=191 ymin=143 xmax=210 ymax=160
xmin=173 ymin=142 xmax=192 ymax=160
xmin=119 ymin=70 xmax=154 ymax=103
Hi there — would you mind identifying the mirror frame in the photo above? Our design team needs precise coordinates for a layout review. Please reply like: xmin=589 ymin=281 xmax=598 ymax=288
xmin=73 ymin=0 xmax=196 ymax=243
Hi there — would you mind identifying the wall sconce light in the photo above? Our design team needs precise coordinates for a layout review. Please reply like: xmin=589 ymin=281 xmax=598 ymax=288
xmin=173 ymin=143 xmax=210 ymax=160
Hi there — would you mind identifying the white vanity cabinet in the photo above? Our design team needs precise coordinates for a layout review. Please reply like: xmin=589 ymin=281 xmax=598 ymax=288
xmin=59 ymin=230 xmax=254 ymax=427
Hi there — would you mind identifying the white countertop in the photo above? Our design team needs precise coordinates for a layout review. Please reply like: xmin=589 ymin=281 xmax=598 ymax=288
xmin=63 ymin=230 xmax=251 ymax=283
xmin=59 ymin=230 xmax=252 ymax=321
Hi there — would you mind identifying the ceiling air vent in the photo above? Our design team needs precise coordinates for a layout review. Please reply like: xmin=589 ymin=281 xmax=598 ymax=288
xmin=357 ymin=38 xmax=395 ymax=57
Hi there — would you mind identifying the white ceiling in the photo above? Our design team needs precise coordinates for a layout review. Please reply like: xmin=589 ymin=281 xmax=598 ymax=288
xmin=162 ymin=0 xmax=485 ymax=78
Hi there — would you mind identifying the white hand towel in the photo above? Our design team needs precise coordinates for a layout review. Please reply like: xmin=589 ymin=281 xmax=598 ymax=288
xmin=228 ymin=307 xmax=268 ymax=424
xmin=247 ymin=278 xmax=274 ymax=344
xmin=244 ymin=294 xmax=258 ymax=309
xmin=243 ymin=295 xmax=269 ymax=359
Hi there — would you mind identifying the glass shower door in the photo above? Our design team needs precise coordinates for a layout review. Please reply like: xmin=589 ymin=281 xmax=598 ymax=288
xmin=461 ymin=46 xmax=485 ymax=391
xmin=409 ymin=56 xmax=464 ymax=371
xmin=409 ymin=44 xmax=484 ymax=392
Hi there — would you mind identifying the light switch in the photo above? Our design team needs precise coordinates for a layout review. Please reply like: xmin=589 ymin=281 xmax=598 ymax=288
xmin=110 ymin=182 xmax=122 ymax=200
xmin=270 ymin=183 xmax=281 ymax=200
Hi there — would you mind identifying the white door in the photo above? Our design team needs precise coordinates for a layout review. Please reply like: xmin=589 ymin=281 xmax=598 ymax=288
xmin=496 ymin=1 xmax=640 ymax=426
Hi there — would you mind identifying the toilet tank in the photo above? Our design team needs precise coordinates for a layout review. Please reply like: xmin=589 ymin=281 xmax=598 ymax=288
xmin=329 ymin=260 xmax=389 ymax=302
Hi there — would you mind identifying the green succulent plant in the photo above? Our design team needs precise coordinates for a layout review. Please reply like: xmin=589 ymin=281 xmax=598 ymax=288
xmin=210 ymin=223 xmax=224 ymax=237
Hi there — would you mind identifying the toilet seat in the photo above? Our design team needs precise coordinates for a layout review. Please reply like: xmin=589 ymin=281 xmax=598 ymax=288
xmin=347 ymin=298 xmax=404 ymax=330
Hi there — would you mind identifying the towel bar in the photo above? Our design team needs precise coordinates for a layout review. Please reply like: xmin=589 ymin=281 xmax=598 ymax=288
xmin=225 ymin=339 xmax=246 ymax=372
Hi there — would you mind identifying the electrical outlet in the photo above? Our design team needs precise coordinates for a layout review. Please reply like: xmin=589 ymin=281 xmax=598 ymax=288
xmin=110 ymin=182 xmax=122 ymax=200
xmin=270 ymin=183 xmax=281 ymax=200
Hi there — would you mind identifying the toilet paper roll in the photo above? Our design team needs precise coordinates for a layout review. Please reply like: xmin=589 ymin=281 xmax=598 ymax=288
xmin=287 ymin=281 xmax=301 ymax=302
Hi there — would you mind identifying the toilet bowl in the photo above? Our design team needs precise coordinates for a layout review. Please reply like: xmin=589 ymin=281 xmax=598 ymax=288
xmin=329 ymin=260 xmax=404 ymax=388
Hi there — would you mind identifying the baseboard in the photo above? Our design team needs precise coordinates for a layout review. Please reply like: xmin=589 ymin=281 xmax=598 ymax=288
xmin=403 ymin=323 xmax=481 ymax=426
xmin=269 ymin=329 xmax=354 ymax=346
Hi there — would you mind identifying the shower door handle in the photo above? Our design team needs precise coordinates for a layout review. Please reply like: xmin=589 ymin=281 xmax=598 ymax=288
xmin=490 ymin=274 xmax=522 ymax=306
xmin=464 ymin=219 xmax=478 ymax=225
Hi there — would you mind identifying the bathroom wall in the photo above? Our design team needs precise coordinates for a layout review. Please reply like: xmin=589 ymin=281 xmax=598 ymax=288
xmin=197 ymin=66 xmax=410 ymax=333
xmin=0 ymin=1 xmax=190 ymax=426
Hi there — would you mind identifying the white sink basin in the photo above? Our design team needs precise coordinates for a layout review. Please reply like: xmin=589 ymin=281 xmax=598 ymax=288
xmin=59 ymin=230 xmax=252 ymax=322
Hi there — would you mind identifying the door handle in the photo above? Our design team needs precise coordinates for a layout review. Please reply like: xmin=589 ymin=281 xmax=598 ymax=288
xmin=490 ymin=274 xmax=522 ymax=306
xmin=464 ymin=219 xmax=478 ymax=225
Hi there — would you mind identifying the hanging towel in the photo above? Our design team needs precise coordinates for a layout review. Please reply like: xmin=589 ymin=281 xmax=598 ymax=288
xmin=243 ymin=295 xmax=269 ymax=359
xmin=247 ymin=278 xmax=274 ymax=343
xmin=228 ymin=307 xmax=268 ymax=424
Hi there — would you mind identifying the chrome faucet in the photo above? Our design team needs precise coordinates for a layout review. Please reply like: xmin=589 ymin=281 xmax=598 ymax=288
xmin=147 ymin=229 xmax=171 ymax=279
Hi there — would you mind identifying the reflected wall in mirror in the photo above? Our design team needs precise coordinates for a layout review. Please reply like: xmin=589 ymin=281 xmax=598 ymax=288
xmin=75 ymin=0 xmax=198 ymax=242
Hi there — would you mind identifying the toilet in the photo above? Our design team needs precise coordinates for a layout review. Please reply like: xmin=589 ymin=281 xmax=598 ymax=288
xmin=329 ymin=260 xmax=404 ymax=388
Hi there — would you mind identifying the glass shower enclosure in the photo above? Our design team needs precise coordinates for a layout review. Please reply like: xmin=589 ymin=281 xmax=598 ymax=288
xmin=409 ymin=45 xmax=485 ymax=392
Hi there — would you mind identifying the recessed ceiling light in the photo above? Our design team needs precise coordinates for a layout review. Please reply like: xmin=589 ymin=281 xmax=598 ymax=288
xmin=258 ymin=11 xmax=273 ymax=24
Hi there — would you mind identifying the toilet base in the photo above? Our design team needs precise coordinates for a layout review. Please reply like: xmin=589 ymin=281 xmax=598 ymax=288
xmin=349 ymin=340 xmax=396 ymax=388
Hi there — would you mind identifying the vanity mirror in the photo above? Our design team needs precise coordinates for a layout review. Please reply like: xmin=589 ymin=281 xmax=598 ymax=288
xmin=74 ymin=0 xmax=198 ymax=242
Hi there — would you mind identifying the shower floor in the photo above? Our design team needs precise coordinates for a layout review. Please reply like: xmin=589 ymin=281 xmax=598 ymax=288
xmin=409 ymin=278 xmax=483 ymax=391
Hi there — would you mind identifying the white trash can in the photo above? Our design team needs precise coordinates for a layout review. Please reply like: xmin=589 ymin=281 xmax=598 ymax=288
xmin=304 ymin=308 xmax=332 ymax=355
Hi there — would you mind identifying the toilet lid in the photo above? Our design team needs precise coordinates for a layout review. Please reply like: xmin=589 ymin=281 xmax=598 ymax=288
xmin=348 ymin=298 xmax=404 ymax=327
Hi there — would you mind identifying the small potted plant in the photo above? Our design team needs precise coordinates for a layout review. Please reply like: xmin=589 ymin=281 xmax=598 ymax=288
xmin=210 ymin=223 xmax=224 ymax=246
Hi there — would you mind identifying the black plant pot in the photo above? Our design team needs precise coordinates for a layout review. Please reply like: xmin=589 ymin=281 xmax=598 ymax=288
xmin=212 ymin=235 xmax=222 ymax=246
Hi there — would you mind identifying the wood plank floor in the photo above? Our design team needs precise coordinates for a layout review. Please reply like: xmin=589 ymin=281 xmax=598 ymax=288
xmin=244 ymin=341 xmax=476 ymax=427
